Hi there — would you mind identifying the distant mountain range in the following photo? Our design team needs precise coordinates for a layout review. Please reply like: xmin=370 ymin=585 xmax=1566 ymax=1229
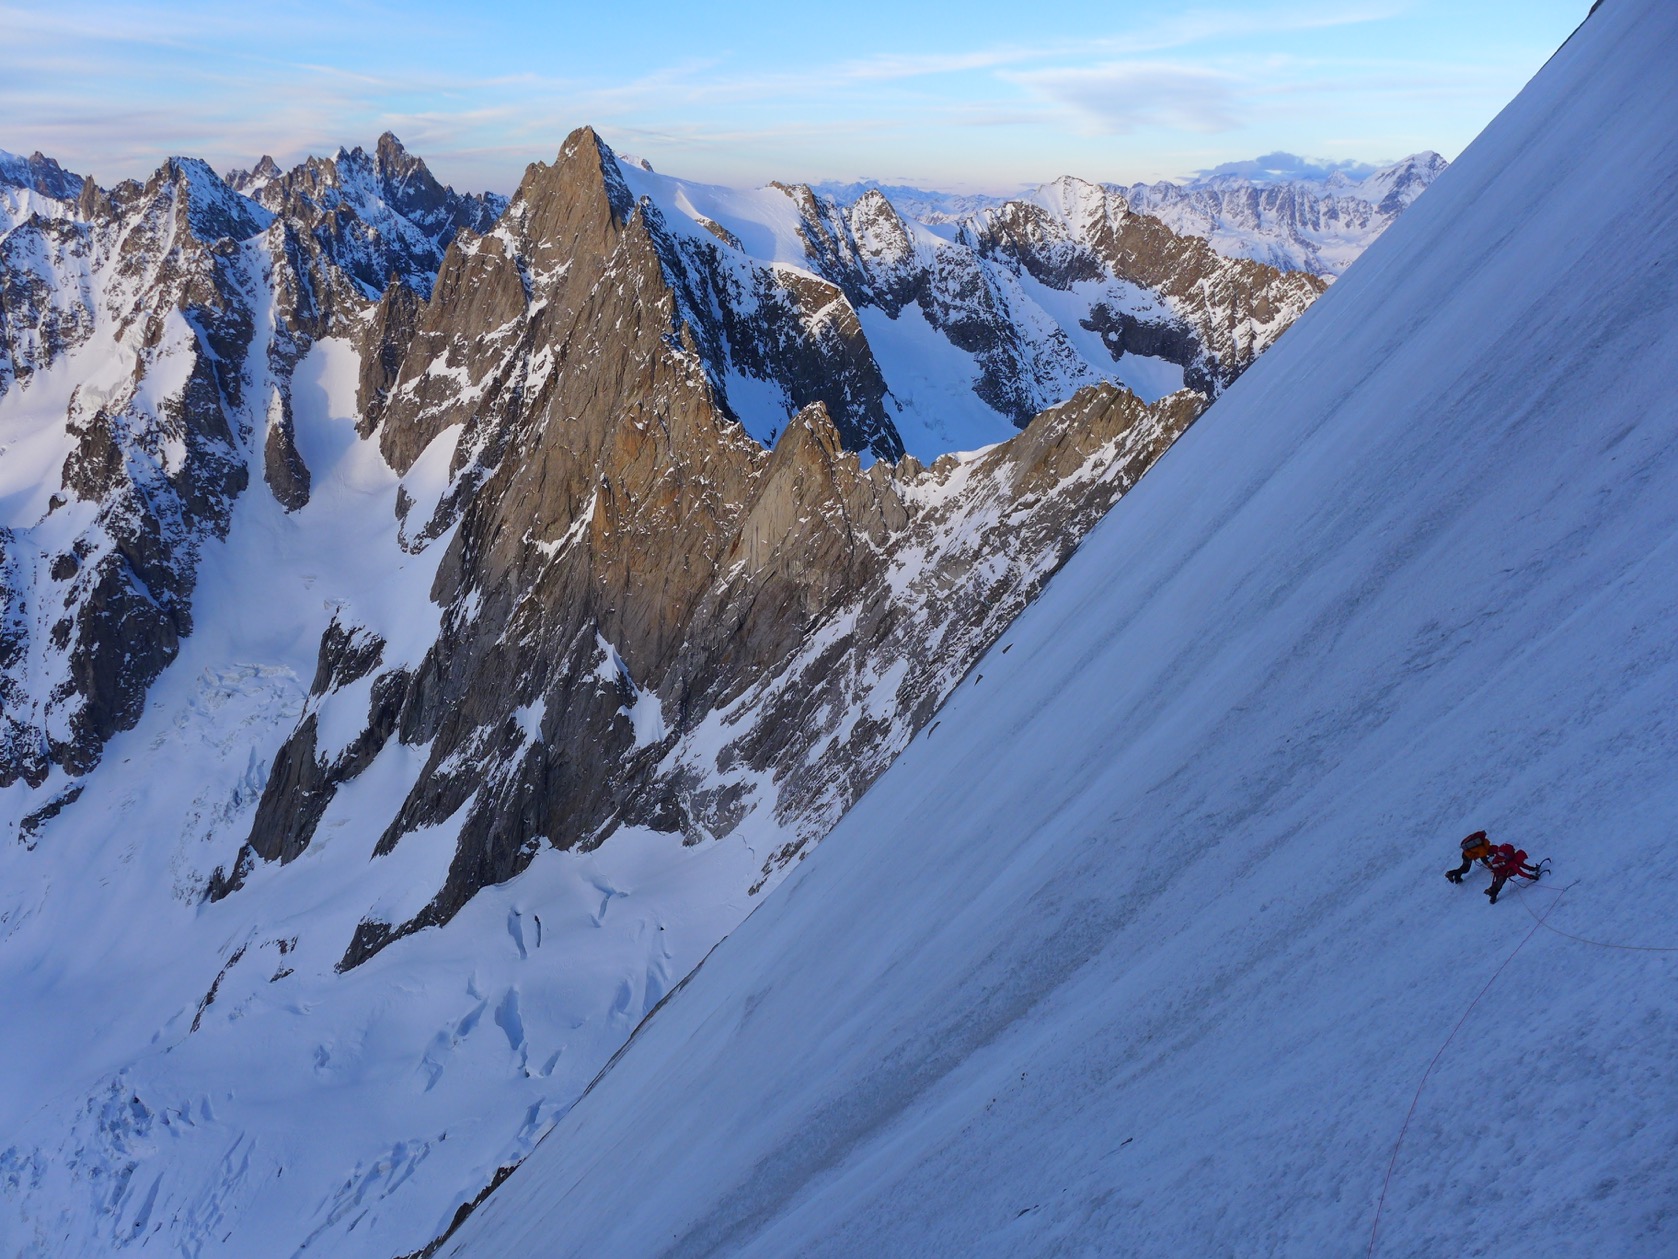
xmin=816 ymin=150 xmax=1447 ymax=277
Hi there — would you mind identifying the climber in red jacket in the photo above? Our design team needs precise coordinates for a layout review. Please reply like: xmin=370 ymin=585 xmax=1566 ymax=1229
xmin=1484 ymin=843 xmax=1543 ymax=904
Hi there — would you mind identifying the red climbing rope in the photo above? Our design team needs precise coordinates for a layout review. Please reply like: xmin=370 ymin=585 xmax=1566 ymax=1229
xmin=1511 ymin=880 xmax=1678 ymax=952
xmin=1370 ymin=876 xmax=1676 ymax=1255
xmin=1366 ymin=885 xmax=1569 ymax=1258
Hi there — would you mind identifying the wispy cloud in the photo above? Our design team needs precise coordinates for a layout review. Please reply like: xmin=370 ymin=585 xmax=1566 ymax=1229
xmin=832 ymin=3 xmax=1403 ymax=81
xmin=1007 ymin=61 xmax=1244 ymax=134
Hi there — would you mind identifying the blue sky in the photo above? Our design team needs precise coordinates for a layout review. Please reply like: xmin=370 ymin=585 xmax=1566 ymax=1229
xmin=0 ymin=1 xmax=1588 ymax=194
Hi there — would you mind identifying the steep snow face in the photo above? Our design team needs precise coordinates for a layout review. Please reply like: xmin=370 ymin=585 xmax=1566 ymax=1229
xmin=442 ymin=5 xmax=1678 ymax=1257
xmin=1119 ymin=152 xmax=1448 ymax=277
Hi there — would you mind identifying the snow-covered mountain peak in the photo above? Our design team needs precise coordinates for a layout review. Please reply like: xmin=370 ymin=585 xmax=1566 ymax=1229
xmin=845 ymin=187 xmax=915 ymax=264
xmin=1020 ymin=173 xmax=1127 ymax=236
xmin=344 ymin=130 xmax=480 ymax=233
xmin=153 ymin=154 xmax=275 ymax=242
xmin=225 ymin=152 xmax=283 ymax=195
xmin=811 ymin=178 xmax=1015 ymax=224
xmin=1354 ymin=150 xmax=1449 ymax=213
xmin=0 ymin=148 xmax=85 ymax=202
xmin=373 ymin=129 xmax=420 ymax=170
xmin=0 ymin=149 xmax=94 ymax=235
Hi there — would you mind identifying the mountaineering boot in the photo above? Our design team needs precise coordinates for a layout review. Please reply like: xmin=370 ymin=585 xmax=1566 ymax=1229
xmin=1446 ymin=870 xmax=1463 ymax=883
xmin=1485 ymin=887 xmax=1499 ymax=904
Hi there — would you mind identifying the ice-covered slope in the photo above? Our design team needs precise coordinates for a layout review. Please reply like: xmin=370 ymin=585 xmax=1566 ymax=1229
xmin=443 ymin=4 xmax=1678 ymax=1256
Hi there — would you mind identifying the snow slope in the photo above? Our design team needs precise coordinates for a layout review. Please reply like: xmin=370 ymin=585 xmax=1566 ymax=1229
xmin=444 ymin=4 xmax=1678 ymax=1256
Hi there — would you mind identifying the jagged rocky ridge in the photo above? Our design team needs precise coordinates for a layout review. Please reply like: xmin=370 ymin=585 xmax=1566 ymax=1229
xmin=630 ymin=164 xmax=1323 ymax=437
xmin=0 ymin=135 xmax=507 ymax=791
xmin=229 ymin=132 xmax=508 ymax=299
xmin=1 ymin=156 xmax=266 ymax=787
